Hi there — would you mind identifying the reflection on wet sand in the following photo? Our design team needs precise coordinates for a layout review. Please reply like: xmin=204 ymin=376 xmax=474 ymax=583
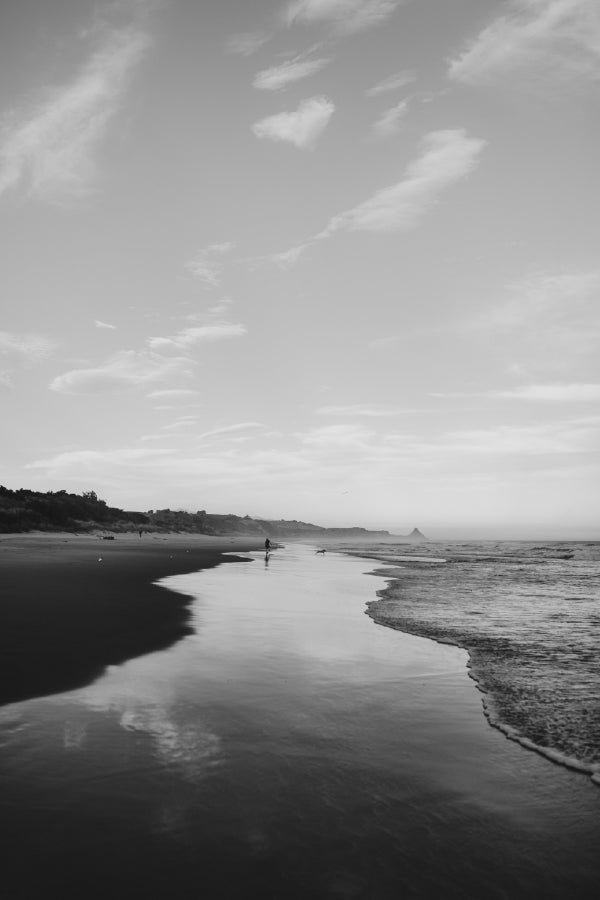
xmin=1 ymin=545 xmax=599 ymax=898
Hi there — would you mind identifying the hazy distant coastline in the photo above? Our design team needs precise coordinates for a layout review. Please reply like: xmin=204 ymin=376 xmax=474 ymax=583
xmin=0 ymin=485 xmax=425 ymax=542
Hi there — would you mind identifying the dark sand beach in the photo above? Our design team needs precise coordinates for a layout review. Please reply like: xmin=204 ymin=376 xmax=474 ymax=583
xmin=1 ymin=540 xmax=599 ymax=899
xmin=0 ymin=532 xmax=261 ymax=706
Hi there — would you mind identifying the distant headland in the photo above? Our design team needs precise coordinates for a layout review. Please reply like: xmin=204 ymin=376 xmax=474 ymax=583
xmin=0 ymin=486 xmax=426 ymax=541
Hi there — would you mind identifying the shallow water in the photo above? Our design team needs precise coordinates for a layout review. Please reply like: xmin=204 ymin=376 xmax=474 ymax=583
xmin=1 ymin=544 xmax=599 ymax=898
xmin=342 ymin=540 xmax=600 ymax=779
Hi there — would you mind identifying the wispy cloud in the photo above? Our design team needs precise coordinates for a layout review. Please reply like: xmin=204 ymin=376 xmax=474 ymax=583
xmin=202 ymin=297 xmax=234 ymax=319
xmin=497 ymin=383 xmax=600 ymax=401
xmin=316 ymin=129 xmax=485 ymax=236
xmin=475 ymin=271 xmax=600 ymax=329
xmin=367 ymin=335 xmax=400 ymax=350
xmin=185 ymin=242 xmax=235 ymax=287
xmin=270 ymin=244 xmax=309 ymax=267
xmin=23 ymin=445 xmax=309 ymax=488
xmin=1 ymin=331 xmax=56 ymax=388
xmin=49 ymin=350 xmax=193 ymax=395
xmin=23 ymin=415 xmax=600 ymax=515
xmin=317 ymin=404 xmax=409 ymax=416
xmin=366 ymin=69 xmax=416 ymax=96
xmin=147 ymin=322 xmax=246 ymax=351
xmin=226 ymin=31 xmax=272 ymax=55
xmin=26 ymin=447 xmax=173 ymax=471
xmin=449 ymin=0 xmax=600 ymax=86
xmin=197 ymin=422 xmax=264 ymax=441
xmin=439 ymin=417 xmax=600 ymax=456
xmin=284 ymin=0 xmax=404 ymax=35
xmin=298 ymin=423 xmax=374 ymax=447
xmin=94 ymin=319 xmax=117 ymax=330
xmin=262 ymin=130 xmax=485 ymax=266
xmin=161 ymin=416 xmax=198 ymax=431
xmin=0 ymin=331 xmax=56 ymax=361
xmin=252 ymin=96 xmax=334 ymax=149
xmin=242 ymin=242 xmax=309 ymax=270
xmin=253 ymin=54 xmax=331 ymax=90
xmin=146 ymin=388 xmax=200 ymax=399
xmin=468 ymin=271 xmax=600 ymax=371
xmin=371 ymin=98 xmax=410 ymax=138
xmin=0 ymin=25 xmax=151 ymax=202
xmin=432 ymin=383 xmax=600 ymax=402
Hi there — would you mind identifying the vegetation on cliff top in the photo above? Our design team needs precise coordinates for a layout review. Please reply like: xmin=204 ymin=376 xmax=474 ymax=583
xmin=0 ymin=486 xmax=392 ymax=538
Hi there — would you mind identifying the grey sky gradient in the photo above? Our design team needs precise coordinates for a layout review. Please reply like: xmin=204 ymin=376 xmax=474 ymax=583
xmin=1 ymin=0 xmax=599 ymax=537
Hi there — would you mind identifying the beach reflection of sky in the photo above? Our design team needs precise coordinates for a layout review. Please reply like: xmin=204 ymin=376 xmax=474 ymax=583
xmin=2 ymin=545 xmax=600 ymax=898
xmin=55 ymin=545 xmax=466 ymax=786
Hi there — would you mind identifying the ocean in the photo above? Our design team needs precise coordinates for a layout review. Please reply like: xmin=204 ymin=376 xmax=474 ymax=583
xmin=337 ymin=540 xmax=600 ymax=784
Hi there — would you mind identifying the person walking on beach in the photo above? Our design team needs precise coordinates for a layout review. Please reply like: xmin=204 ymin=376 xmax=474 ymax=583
xmin=265 ymin=538 xmax=271 ymax=554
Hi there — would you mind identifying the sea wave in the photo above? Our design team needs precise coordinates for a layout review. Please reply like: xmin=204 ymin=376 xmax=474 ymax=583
xmin=339 ymin=540 xmax=600 ymax=784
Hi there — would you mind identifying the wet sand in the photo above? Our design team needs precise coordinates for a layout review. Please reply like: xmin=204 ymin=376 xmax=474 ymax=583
xmin=0 ymin=532 xmax=262 ymax=706
xmin=1 ymin=544 xmax=599 ymax=899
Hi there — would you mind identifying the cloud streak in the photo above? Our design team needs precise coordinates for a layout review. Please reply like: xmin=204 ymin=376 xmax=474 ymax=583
xmin=148 ymin=323 xmax=247 ymax=351
xmin=0 ymin=25 xmax=151 ymax=202
xmin=0 ymin=331 xmax=56 ymax=389
xmin=26 ymin=447 xmax=173 ymax=471
xmin=226 ymin=31 xmax=272 ymax=55
xmin=449 ymin=0 xmax=600 ymax=85
xmin=197 ymin=422 xmax=264 ymax=441
xmin=0 ymin=331 xmax=56 ymax=362
xmin=432 ymin=384 xmax=600 ymax=402
xmin=253 ymin=55 xmax=331 ymax=90
xmin=147 ymin=389 xmax=200 ymax=399
xmin=440 ymin=417 xmax=600 ymax=456
xmin=371 ymin=99 xmax=410 ymax=138
xmin=467 ymin=271 xmax=600 ymax=371
xmin=23 ymin=414 xmax=600 ymax=522
xmin=49 ymin=350 xmax=193 ymax=395
xmin=284 ymin=0 xmax=404 ymax=35
xmin=366 ymin=69 xmax=416 ymax=96
xmin=317 ymin=404 xmax=410 ymax=416
xmin=317 ymin=129 xmax=485 ymax=236
xmin=263 ymin=130 xmax=485 ymax=263
xmin=477 ymin=272 xmax=600 ymax=329
xmin=252 ymin=96 xmax=335 ymax=149
xmin=496 ymin=383 xmax=600 ymax=401
xmin=185 ymin=242 xmax=235 ymax=287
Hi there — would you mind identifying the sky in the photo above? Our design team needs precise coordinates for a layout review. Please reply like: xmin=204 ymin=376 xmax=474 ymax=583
xmin=1 ymin=0 xmax=599 ymax=538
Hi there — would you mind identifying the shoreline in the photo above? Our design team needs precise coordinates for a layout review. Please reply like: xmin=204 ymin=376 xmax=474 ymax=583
xmin=0 ymin=531 xmax=263 ymax=707
xmin=4 ymin=532 xmax=598 ymax=785
xmin=2 ymin=541 xmax=600 ymax=897
xmin=363 ymin=563 xmax=600 ymax=787
xmin=369 ymin=600 xmax=600 ymax=784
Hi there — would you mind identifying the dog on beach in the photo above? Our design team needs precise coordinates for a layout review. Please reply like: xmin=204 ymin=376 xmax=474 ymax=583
xmin=315 ymin=549 xmax=327 ymax=555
